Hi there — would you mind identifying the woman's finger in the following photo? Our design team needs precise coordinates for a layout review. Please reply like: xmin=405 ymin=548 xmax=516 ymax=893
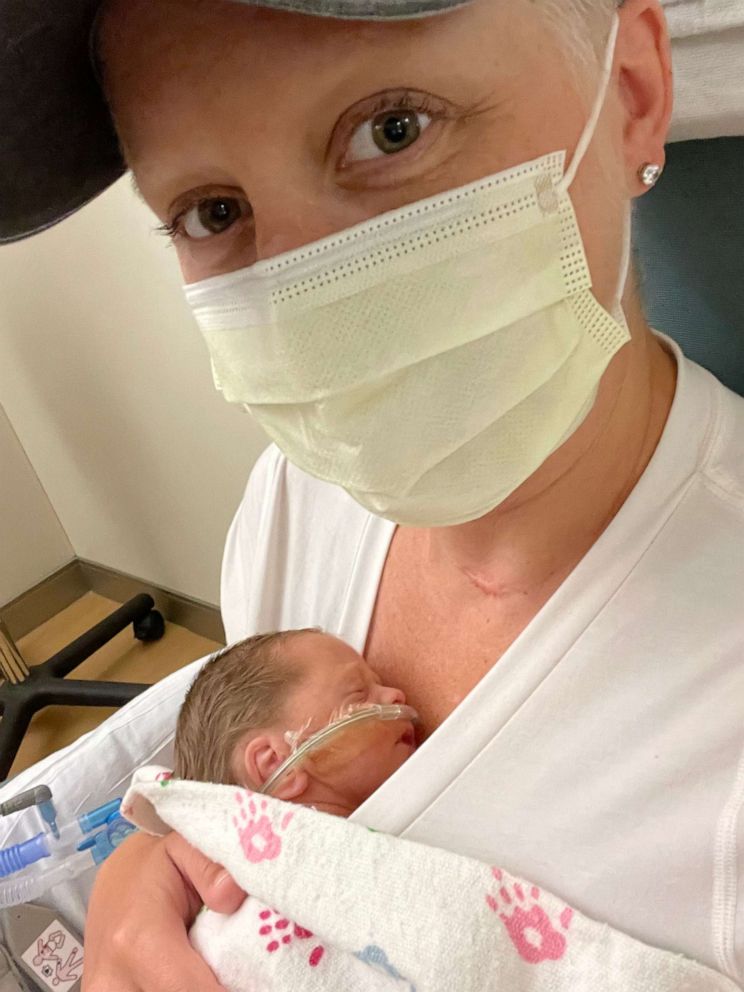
xmin=164 ymin=831 xmax=247 ymax=914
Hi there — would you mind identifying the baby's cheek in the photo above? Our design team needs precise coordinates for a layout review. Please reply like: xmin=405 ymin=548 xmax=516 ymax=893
xmin=350 ymin=750 xmax=393 ymax=800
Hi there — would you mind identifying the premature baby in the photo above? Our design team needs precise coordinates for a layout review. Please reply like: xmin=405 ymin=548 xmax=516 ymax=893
xmin=126 ymin=633 xmax=735 ymax=992
xmin=173 ymin=629 xmax=418 ymax=817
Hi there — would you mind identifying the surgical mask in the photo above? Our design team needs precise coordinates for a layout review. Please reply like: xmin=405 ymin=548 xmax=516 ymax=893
xmin=184 ymin=15 xmax=630 ymax=528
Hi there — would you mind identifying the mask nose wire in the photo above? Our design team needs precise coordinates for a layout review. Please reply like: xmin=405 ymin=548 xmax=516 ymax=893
xmin=555 ymin=14 xmax=621 ymax=198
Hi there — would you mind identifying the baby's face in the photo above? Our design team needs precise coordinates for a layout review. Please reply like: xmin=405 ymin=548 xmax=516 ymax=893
xmin=278 ymin=632 xmax=417 ymax=806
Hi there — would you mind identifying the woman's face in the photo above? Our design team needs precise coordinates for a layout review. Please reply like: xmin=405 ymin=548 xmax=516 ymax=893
xmin=98 ymin=0 xmax=649 ymax=306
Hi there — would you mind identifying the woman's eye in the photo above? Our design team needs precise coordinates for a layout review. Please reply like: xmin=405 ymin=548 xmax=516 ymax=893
xmin=347 ymin=108 xmax=432 ymax=163
xmin=180 ymin=197 xmax=249 ymax=239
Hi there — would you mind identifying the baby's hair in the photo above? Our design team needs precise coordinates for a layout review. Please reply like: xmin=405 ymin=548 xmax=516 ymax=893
xmin=173 ymin=628 xmax=318 ymax=785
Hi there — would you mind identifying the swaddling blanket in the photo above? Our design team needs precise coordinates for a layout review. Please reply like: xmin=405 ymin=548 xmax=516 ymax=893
xmin=123 ymin=767 xmax=740 ymax=992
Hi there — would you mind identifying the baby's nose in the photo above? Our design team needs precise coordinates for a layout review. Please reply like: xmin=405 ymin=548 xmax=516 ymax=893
xmin=376 ymin=685 xmax=406 ymax=706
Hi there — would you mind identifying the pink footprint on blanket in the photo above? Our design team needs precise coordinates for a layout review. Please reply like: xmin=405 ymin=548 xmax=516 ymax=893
xmin=232 ymin=791 xmax=294 ymax=863
xmin=486 ymin=867 xmax=573 ymax=964
xmin=258 ymin=907 xmax=325 ymax=967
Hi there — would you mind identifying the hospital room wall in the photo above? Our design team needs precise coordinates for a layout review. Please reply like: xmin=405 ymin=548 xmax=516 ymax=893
xmin=0 ymin=402 xmax=74 ymax=605
xmin=0 ymin=177 xmax=269 ymax=607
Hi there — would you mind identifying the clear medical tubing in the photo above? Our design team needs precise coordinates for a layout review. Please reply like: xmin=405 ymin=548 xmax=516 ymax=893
xmin=260 ymin=703 xmax=419 ymax=796
xmin=0 ymin=815 xmax=137 ymax=909
xmin=0 ymin=852 xmax=91 ymax=909
xmin=0 ymin=798 xmax=123 ymax=877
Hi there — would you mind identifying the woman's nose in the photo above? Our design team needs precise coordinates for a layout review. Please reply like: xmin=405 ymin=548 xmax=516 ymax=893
xmin=253 ymin=193 xmax=361 ymax=261
xmin=375 ymin=685 xmax=406 ymax=706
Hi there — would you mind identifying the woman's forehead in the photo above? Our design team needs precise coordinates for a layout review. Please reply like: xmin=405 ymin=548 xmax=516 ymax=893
xmin=97 ymin=0 xmax=561 ymax=110
xmin=97 ymin=0 xmax=538 ymax=168
xmin=98 ymin=0 xmax=479 ymax=92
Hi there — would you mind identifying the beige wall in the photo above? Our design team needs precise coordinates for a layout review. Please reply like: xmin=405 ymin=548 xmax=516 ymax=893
xmin=0 ymin=402 xmax=73 ymax=605
xmin=0 ymin=177 xmax=269 ymax=606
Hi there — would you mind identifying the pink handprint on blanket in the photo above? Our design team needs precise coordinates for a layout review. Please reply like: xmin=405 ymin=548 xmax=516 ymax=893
xmin=232 ymin=791 xmax=294 ymax=863
xmin=486 ymin=867 xmax=573 ymax=964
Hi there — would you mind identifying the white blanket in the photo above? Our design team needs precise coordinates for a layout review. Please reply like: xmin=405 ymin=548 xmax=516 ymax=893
xmin=123 ymin=767 xmax=741 ymax=992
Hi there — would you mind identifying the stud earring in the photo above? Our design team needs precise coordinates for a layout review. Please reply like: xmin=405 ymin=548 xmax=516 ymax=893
xmin=639 ymin=163 xmax=663 ymax=188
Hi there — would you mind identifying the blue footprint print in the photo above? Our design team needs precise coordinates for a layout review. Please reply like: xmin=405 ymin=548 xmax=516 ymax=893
xmin=354 ymin=945 xmax=417 ymax=991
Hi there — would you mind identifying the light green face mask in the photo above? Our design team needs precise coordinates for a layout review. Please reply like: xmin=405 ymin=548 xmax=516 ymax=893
xmin=184 ymin=16 xmax=630 ymax=528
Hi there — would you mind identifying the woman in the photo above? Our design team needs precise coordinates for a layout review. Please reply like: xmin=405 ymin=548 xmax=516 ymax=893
xmin=4 ymin=0 xmax=743 ymax=989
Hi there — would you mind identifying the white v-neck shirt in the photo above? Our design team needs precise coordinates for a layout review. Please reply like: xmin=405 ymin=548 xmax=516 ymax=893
xmin=221 ymin=335 xmax=744 ymax=984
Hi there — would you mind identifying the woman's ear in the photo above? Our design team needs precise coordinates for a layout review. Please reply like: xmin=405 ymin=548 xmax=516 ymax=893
xmin=616 ymin=0 xmax=674 ymax=193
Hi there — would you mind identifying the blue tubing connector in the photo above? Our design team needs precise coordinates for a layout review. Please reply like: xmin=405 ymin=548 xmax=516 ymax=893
xmin=0 ymin=833 xmax=49 ymax=878
xmin=78 ymin=799 xmax=122 ymax=834
xmin=39 ymin=800 xmax=59 ymax=839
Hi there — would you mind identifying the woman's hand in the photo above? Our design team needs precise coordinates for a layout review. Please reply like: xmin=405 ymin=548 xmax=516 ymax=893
xmin=83 ymin=831 xmax=246 ymax=991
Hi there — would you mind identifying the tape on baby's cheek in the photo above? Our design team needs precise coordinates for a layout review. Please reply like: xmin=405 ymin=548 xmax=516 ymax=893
xmin=308 ymin=721 xmax=392 ymax=778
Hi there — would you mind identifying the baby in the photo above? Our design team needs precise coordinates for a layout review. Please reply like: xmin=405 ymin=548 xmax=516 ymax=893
xmin=173 ymin=629 xmax=418 ymax=818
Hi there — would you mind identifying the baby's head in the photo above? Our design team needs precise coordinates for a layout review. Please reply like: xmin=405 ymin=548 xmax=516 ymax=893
xmin=174 ymin=629 xmax=416 ymax=816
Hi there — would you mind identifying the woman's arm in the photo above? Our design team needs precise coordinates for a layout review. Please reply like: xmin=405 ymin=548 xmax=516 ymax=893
xmin=83 ymin=831 xmax=246 ymax=991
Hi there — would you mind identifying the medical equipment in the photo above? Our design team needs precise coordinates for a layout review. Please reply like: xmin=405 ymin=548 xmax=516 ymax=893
xmin=0 ymin=787 xmax=132 ymax=990
xmin=0 ymin=785 xmax=136 ymax=909
xmin=2 ymin=903 xmax=84 ymax=992
xmin=260 ymin=703 xmax=420 ymax=797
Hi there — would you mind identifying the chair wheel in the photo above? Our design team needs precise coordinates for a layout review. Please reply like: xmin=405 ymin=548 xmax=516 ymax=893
xmin=133 ymin=610 xmax=165 ymax=642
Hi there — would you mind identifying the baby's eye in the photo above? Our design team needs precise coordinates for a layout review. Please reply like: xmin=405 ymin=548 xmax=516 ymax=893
xmin=180 ymin=196 xmax=250 ymax=240
xmin=343 ymin=694 xmax=369 ymax=714
xmin=346 ymin=108 xmax=433 ymax=163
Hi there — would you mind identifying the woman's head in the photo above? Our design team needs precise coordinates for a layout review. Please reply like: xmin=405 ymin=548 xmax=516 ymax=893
xmin=95 ymin=0 xmax=672 ymax=311
xmin=94 ymin=0 xmax=674 ymax=528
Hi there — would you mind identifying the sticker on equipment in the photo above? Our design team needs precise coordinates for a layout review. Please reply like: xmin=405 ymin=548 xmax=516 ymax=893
xmin=21 ymin=921 xmax=84 ymax=989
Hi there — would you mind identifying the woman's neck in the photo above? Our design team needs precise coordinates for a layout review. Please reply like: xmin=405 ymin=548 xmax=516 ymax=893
xmin=419 ymin=304 xmax=678 ymax=599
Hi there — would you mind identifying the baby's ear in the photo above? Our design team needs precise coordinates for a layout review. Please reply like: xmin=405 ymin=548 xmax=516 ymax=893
xmin=241 ymin=732 xmax=290 ymax=791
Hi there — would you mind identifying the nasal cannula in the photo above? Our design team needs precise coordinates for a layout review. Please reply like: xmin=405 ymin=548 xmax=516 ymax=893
xmin=261 ymin=702 xmax=419 ymax=796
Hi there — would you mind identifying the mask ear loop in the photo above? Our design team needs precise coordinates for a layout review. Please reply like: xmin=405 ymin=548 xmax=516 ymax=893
xmin=554 ymin=14 xmax=631 ymax=327
xmin=611 ymin=206 xmax=632 ymax=327
xmin=555 ymin=14 xmax=621 ymax=198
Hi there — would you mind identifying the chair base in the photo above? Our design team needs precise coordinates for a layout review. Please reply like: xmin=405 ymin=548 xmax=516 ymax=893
xmin=0 ymin=594 xmax=164 ymax=781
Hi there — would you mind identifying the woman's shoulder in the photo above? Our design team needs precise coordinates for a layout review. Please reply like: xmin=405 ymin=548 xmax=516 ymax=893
xmin=221 ymin=445 xmax=391 ymax=642
xmin=698 ymin=367 xmax=744 ymax=509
